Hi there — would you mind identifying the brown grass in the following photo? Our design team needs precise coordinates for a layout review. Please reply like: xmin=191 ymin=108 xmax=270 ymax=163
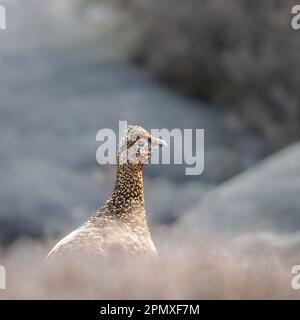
xmin=0 ymin=227 xmax=299 ymax=299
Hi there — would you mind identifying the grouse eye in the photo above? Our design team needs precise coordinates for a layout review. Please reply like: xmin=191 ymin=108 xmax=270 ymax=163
xmin=136 ymin=136 xmax=140 ymax=141
xmin=136 ymin=140 xmax=147 ymax=148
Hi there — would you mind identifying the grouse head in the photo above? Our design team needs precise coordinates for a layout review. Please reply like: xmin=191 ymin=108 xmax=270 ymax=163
xmin=118 ymin=125 xmax=167 ymax=165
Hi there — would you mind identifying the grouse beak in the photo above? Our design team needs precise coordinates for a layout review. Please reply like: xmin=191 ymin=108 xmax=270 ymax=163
xmin=155 ymin=138 xmax=167 ymax=148
xmin=159 ymin=139 xmax=167 ymax=148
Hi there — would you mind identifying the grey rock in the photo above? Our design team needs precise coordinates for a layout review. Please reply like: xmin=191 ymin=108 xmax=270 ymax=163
xmin=181 ymin=141 xmax=300 ymax=236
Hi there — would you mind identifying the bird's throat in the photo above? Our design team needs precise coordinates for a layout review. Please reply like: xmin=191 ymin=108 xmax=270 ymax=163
xmin=110 ymin=163 xmax=145 ymax=216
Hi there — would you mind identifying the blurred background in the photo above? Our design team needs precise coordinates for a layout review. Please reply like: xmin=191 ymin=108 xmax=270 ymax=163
xmin=0 ymin=0 xmax=300 ymax=299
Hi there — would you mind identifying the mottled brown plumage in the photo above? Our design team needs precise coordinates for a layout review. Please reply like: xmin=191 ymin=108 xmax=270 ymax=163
xmin=46 ymin=126 xmax=166 ymax=260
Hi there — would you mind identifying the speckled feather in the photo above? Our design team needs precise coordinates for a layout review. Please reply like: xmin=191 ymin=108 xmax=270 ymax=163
xmin=46 ymin=126 xmax=160 ymax=260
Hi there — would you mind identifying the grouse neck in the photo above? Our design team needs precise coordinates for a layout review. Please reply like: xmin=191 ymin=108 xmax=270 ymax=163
xmin=111 ymin=163 xmax=145 ymax=212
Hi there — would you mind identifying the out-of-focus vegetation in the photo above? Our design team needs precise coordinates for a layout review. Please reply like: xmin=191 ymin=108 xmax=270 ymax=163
xmin=1 ymin=229 xmax=299 ymax=299
xmin=105 ymin=0 xmax=299 ymax=151
xmin=1 ymin=0 xmax=270 ymax=245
